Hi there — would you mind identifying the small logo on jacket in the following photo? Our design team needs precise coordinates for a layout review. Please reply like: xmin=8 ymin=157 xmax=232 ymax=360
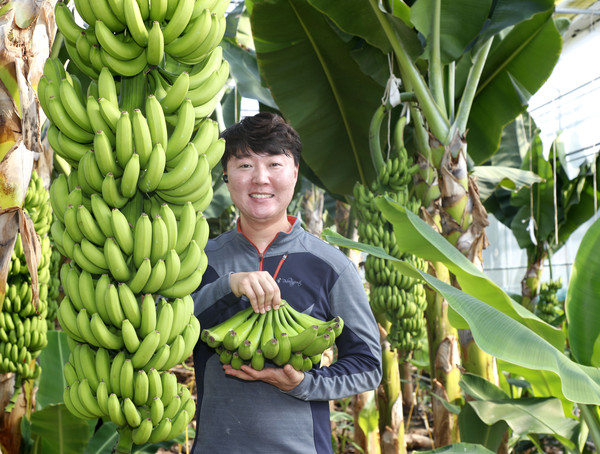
xmin=277 ymin=277 xmax=302 ymax=287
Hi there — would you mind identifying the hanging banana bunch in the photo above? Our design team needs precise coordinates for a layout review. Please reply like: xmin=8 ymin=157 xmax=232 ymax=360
xmin=352 ymin=113 xmax=428 ymax=358
xmin=41 ymin=0 xmax=231 ymax=449
xmin=0 ymin=171 xmax=53 ymax=379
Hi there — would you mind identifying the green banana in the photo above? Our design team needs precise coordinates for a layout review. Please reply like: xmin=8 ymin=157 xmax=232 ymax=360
xmin=105 ymin=283 xmax=126 ymax=328
xmin=90 ymin=193 xmax=115 ymax=238
xmin=160 ymin=248 xmax=181 ymax=291
xmin=145 ymin=93 xmax=168 ymax=147
xmin=150 ymin=0 xmax=167 ymax=21
xmin=78 ymin=378 xmax=104 ymax=417
xmin=108 ymin=392 xmax=127 ymax=426
xmin=163 ymin=7 xmax=210 ymax=57
xmin=96 ymin=380 xmax=110 ymax=415
xmin=161 ymin=0 xmax=194 ymax=44
xmin=77 ymin=204 xmax=106 ymax=246
xmin=59 ymin=77 xmax=92 ymax=132
xmin=158 ymin=264 xmax=203 ymax=298
xmin=127 ymin=257 xmax=152 ymax=294
xmin=95 ymin=19 xmax=143 ymax=60
xmin=159 ymin=203 xmax=178 ymax=250
xmin=101 ymin=47 xmax=148 ymax=77
xmin=123 ymin=397 xmax=142 ymax=428
xmin=110 ymin=208 xmax=134 ymax=256
xmin=288 ymin=324 xmax=319 ymax=353
xmin=202 ymin=306 xmax=253 ymax=348
xmin=237 ymin=312 xmax=266 ymax=360
xmin=251 ymin=348 xmax=265 ymax=371
xmin=301 ymin=333 xmax=332 ymax=357
xmin=94 ymin=274 xmax=113 ymax=325
xmin=73 ymin=242 xmax=108 ymax=274
xmin=102 ymin=172 xmax=129 ymax=209
xmin=123 ymin=0 xmax=148 ymax=46
xmin=120 ymin=358 xmax=135 ymax=399
xmin=104 ymin=236 xmax=132 ymax=282
xmin=55 ymin=2 xmax=85 ymax=44
xmin=139 ymin=293 xmax=157 ymax=338
xmin=222 ymin=311 xmax=259 ymax=352
xmin=90 ymin=312 xmax=124 ymax=350
xmin=95 ymin=347 xmax=112 ymax=392
xmin=131 ymin=329 xmax=161 ymax=369
xmin=159 ymin=71 xmax=189 ymax=114
xmin=90 ymin=0 xmax=126 ymax=32
xmin=133 ymin=212 xmax=152 ymax=268
xmin=165 ymin=98 xmax=194 ymax=161
xmin=116 ymin=110 xmax=134 ymax=167
xmin=98 ymin=97 xmax=121 ymax=132
xmin=87 ymin=95 xmax=116 ymax=145
xmin=120 ymin=153 xmax=141 ymax=198
xmin=122 ymin=318 xmax=141 ymax=353
xmin=118 ymin=283 xmax=141 ymax=328
xmin=132 ymin=418 xmax=153 ymax=445
xmin=158 ymin=142 xmax=199 ymax=190
xmin=76 ymin=308 xmax=102 ymax=347
xmin=150 ymin=214 xmax=169 ymax=265
xmin=109 ymin=351 xmax=126 ymax=395
xmin=155 ymin=300 xmax=173 ymax=347
xmin=138 ymin=143 xmax=166 ymax=193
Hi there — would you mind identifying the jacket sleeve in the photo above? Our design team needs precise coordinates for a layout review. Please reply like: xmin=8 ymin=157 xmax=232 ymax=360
xmin=284 ymin=262 xmax=382 ymax=401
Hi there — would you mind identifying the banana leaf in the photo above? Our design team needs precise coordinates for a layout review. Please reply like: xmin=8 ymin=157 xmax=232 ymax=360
xmin=249 ymin=0 xmax=384 ymax=196
xmin=458 ymin=373 xmax=578 ymax=452
xmin=566 ymin=213 xmax=600 ymax=367
xmin=418 ymin=443 xmax=496 ymax=454
xmin=468 ymin=398 xmax=578 ymax=451
xmin=30 ymin=404 xmax=91 ymax=454
xmin=221 ymin=1 xmax=277 ymax=110
xmin=305 ymin=0 xmax=559 ymax=165
xmin=37 ymin=330 xmax=70 ymax=408
xmin=498 ymin=360 xmax=574 ymax=417
xmin=375 ymin=198 xmax=564 ymax=348
xmin=322 ymin=210 xmax=600 ymax=405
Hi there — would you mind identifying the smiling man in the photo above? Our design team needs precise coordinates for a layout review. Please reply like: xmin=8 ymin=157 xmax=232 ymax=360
xmin=191 ymin=112 xmax=381 ymax=454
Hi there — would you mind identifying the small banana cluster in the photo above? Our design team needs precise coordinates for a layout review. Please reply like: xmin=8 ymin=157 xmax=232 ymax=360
xmin=0 ymin=171 xmax=53 ymax=378
xmin=352 ymin=144 xmax=428 ymax=355
xmin=63 ymin=342 xmax=194 ymax=444
xmin=45 ymin=248 xmax=63 ymax=331
xmin=535 ymin=278 xmax=563 ymax=323
xmin=201 ymin=301 xmax=344 ymax=372
xmin=54 ymin=0 xmax=229 ymax=78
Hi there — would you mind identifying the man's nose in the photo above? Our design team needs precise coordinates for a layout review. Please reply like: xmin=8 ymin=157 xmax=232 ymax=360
xmin=252 ymin=165 xmax=269 ymax=183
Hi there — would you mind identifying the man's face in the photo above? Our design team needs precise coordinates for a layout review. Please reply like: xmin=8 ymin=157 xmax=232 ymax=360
xmin=224 ymin=151 xmax=298 ymax=227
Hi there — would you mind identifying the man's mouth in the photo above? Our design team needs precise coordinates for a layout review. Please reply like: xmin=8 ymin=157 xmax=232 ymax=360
xmin=250 ymin=194 xmax=274 ymax=199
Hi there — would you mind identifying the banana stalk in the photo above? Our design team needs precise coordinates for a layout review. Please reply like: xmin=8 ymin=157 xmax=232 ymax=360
xmin=375 ymin=316 xmax=406 ymax=454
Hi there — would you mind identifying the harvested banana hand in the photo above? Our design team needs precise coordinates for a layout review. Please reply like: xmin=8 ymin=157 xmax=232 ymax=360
xmin=201 ymin=300 xmax=344 ymax=372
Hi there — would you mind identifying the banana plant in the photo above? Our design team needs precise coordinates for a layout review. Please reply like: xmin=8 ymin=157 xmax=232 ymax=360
xmin=484 ymin=122 xmax=600 ymax=310
xmin=0 ymin=1 xmax=57 ymax=452
xmin=323 ymin=200 xmax=600 ymax=451
xmin=248 ymin=0 xmax=561 ymax=447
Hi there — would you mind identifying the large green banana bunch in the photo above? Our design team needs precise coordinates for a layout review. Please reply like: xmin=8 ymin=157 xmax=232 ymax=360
xmin=40 ymin=0 xmax=231 ymax=446
xmin=201 ymin=300 xmax=344 ymax=372
xmin=352 ymin=144 xmax=428 ymax=356
xmin=0 ymin=171 xmax=52 ymax=379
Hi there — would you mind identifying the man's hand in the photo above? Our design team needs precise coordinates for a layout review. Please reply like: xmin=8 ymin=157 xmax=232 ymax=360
xmin=223 ymin=364 xmax=304 ymax=391
xmin=230 ymin=271 xmax=281 ymax=313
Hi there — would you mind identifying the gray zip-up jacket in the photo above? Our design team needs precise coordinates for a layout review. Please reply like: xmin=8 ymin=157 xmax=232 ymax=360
xmin=191 ymin=217 xmax=382 ymax=453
